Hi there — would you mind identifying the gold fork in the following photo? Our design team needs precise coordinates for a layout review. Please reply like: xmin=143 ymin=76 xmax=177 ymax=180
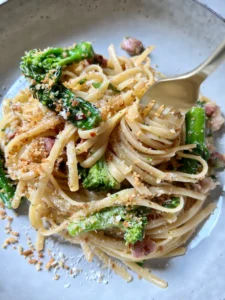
xmin=140 ymin=40 xmax=225 ymax=113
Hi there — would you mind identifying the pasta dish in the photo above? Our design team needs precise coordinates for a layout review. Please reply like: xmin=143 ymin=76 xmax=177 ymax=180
xmin=0 ymin=38 xmax=224 ymax=288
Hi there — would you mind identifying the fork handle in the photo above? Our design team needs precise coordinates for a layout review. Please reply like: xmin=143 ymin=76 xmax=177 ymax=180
xmin=194 ymin=39 xmax=225 ymax=82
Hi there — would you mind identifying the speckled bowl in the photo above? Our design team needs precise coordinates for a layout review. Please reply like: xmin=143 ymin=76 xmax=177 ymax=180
xmin=0 ymin=1 xmax=225 ymax=299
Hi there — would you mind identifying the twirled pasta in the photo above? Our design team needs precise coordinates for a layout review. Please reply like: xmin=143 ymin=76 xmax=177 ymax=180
xmin=0 ymin=43 xmax=220 ymax=288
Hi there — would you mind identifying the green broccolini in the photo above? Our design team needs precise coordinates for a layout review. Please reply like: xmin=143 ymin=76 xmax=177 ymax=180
xmin=136 ymin=261 xmax=145 ymax=267
xmin=20 ymin=42 xmax=95 ymax=84
xmin=162 ymin=197 xmax=180 ymax=208
xmin=92 ymin=82 xmax=102 ymax=88
xmin=78 ymin=78 xmax=87 ymax=85
xmin=68 ymin=206 xmax=150 ymax=245
xmin=20 ymin=42 xmax=102 ymax=130
xmin=0 ymin=152 xmax=16 ymax=208
xmin=32 ymin=84 xmax=101 ymax=130
xmin=108 ymin=83 xmax=120 ymax=94
xmin=77 ymin=164 xmax=89 ymax=181
xmin=196 ymin=99 xmax=207 ymax=108
xmin=181 ymin=106 xmax=209 ymax=174
xmin=186 ymin=107 xmax=209 ymax=159
xmin=82 ymin=157 xmax=119 ymax=191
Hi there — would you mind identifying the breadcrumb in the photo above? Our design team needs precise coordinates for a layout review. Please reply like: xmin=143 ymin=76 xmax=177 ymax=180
xmin=2 ymin=237 xmax=18 ymax=248
xmin=21 ymin=249 xmax=33 ymax=257
xmin=11 ymin=231 xmax=20 ymax=237
xmin=18 ymin=246 xmax=23 ymax=254
xmin=53 ymin=274 xmax=60 ymax=281
xmin=0 ymin=210 xmax=6 ymax=217
xmin=28 ymin=259 xmax=38 ymax=265
xmin=36 ymin=263 xmax=42 ymax=272
xmin=45 ymin=257 xmax=55 ymax=270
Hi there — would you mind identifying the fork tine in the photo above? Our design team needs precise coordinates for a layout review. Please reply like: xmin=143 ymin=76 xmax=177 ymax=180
xmin=142 ymin=100 xmax=156 ymax=117
xmin=154 ymin=105 xmax=165 ymax=117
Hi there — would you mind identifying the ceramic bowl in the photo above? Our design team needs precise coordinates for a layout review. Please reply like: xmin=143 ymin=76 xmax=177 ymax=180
xmin=0 ymin=1 xmax=224 ymax=299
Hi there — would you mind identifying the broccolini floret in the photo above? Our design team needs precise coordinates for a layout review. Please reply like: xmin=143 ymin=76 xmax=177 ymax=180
xmin=78 ymin=164 xmax=89 ymax=181
xmin=20 ymin=42 xmax=102 ymax=130
xmin=82 ymin=158 xmax=119 ymax=191
xmin=68 ymin=206 xmax=150 ymax=245
xmin=20 ymin=42 xmax=95 ymax=84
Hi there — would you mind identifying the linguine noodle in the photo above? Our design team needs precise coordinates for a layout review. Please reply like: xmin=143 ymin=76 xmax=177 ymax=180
xmin=0 ymin=43 xmax=221 ymax=288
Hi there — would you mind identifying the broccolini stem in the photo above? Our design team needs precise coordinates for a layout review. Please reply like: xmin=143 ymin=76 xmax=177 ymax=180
xmin=0 ymin=152 xmax=15 ymax=208
xmin=68 ymin=206 xmax=149 ymax=245
xmin=20 ymin=42 xmax=95 ymax=83
xmin=57 ymin=42 xmax=95 ymax=66
xmin=186 ymin=107 xmax=208 ymax=157
xmin=68 ymin=207 xmax=122 ymax=235
xmin=32 ymin=84 xmax=101 ymax=129
xmin=82 ymin=157 xmax=119 ymax=191
xmin=181 ymin=107 xmax=209 ymax=174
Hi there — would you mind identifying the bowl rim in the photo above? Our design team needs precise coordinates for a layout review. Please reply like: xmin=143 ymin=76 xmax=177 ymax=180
xmin=192 ymin=0 xmax=225 ymax=22
xmin=0 ymin=0 xmax=225 ymax=23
